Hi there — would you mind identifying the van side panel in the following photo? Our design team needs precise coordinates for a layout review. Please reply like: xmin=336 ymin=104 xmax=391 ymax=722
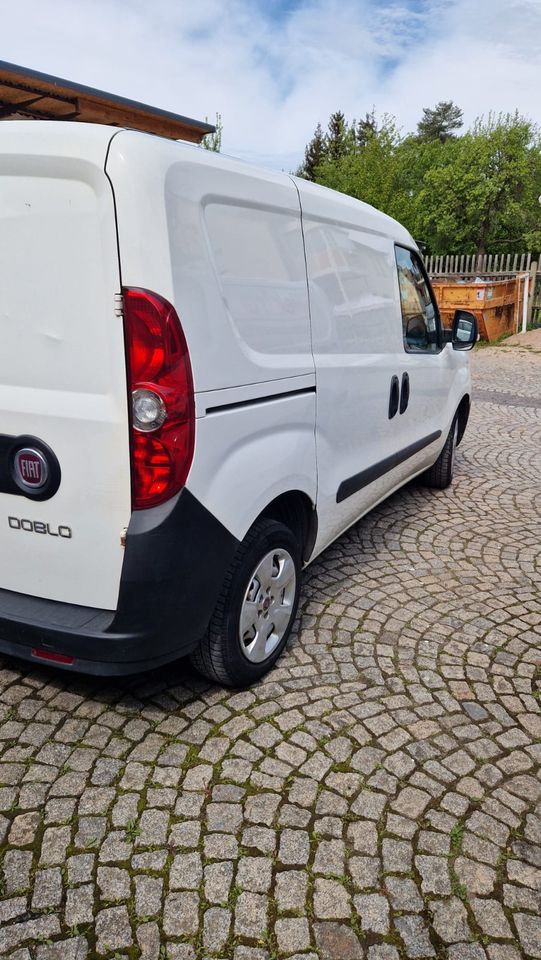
xmin=106 ymin=134 xmax=315 ymax=392
xmin=0 ymin=124 xmax=131 ymax=609
xmin=294 ymin=179 xmax=444 ymax=557
xmin=187 ymin=392 xmax=317 ymax=543
xmin=107 ymin=134 xmax=317 ymax=540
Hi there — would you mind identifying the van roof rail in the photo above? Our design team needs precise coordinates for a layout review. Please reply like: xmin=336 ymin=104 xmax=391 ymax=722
xmin=0 ymin=59 xmax=214 ymax=143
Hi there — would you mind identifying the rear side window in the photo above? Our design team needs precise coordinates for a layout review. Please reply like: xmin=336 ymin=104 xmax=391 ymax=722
xmin=395 ymin=246 xmax=440 ymax=353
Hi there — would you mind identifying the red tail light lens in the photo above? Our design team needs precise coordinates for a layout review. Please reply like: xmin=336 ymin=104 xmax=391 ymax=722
xmin=123 ymin=288 xmax=195 ymax=509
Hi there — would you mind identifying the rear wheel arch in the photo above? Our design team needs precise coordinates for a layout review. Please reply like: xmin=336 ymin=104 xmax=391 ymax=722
xmin=256 ymin=490 xmax=317 ymax=563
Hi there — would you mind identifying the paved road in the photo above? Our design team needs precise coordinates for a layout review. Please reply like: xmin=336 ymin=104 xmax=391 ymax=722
xmin=0 ymin=345 xmax=540 ymax=960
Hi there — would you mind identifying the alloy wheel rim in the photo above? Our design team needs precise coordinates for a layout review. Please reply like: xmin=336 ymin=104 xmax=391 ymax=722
xmin=239 ymin=548 xmax=297 ymax=663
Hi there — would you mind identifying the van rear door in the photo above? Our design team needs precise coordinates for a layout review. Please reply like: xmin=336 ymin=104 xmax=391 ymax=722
xmin=0 ymin=122 xmax=131 ymax=609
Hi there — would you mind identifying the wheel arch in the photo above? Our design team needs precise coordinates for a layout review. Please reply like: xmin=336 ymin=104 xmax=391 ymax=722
xmin=456 ymin=393 xmax=471 ymax=445
xmin=256 ymin=490 xmax=317 ymax=564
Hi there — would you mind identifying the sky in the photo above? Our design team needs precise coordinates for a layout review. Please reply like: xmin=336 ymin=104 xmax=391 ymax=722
xmin=3 ymin=0 xmax=541 ymax=171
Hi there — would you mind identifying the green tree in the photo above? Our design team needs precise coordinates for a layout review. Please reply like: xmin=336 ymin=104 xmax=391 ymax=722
xmin=316 ymin=114 xmax=402 ymax=213
xmin=417 ymin=101 xmax=463 ymax=142
xmin=417 ymin=113 xmax=541 ymax=254
xmin=355 ymin=109 xmax=378 ymax=148
xmin=297 ymin=122 xmax=325 ymax=180
xmin=325 ymin=110 xmax=352 ymax=162
xmin=202 ymin=112 xmax=223 ymax=152
xmin=298 ymin=106 xmax=541 ymax=255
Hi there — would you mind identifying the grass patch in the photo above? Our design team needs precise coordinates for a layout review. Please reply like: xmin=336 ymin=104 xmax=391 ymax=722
xmin=449 ymin=822 xmax=465 ymax=855
xmin=125 ymin=819 xmax=141 ymax=842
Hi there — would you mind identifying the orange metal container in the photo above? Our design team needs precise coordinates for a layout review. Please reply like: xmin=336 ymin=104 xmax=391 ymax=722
xmin=431 ymin=276 xmax=521 ymax=342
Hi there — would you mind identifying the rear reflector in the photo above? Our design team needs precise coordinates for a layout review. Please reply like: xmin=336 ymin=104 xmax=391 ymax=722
xmin=123 ymin=289 xmax=195 ymax=509
xmin=32 ymin=648 xmax=75 ymax=665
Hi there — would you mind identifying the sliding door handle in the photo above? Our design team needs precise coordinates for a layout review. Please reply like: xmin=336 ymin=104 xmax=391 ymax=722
xmin=400 ymin=372 xmax=410 ymax=414
xmin=388 ymin=375 xmax=400 ymax=419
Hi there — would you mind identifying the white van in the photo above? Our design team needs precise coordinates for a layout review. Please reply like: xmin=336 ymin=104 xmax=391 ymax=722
xmin=0 ymin=121 xmax=476 ymax=686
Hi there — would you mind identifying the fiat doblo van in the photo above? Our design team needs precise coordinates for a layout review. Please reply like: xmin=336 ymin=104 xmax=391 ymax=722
xmin=0 ymin=121 xmax=476 ymax=685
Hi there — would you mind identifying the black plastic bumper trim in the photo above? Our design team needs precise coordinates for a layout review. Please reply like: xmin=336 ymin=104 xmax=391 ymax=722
xmin=0 ymin=488 xmax=239 ymax=675
xmin=336 ymin=430 xmax=442 ymax=503
xmin=0 ymin=635 xmax=184 ymax=677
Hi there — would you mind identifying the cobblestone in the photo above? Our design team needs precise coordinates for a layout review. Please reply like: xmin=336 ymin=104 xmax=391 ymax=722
xmin=314 ymin=922 xmax=363 ymax=959
xmin=354 ymin=892 xmax=390 ymax=933
xmin=0 ymin=346 xmax=540 ymax=957
xmin=275 ymin=917 xmax=311 ymax=953
xmin=95 ymin=906 xmax=133 ymax=953
xmin=313 ymin=877 xmax=350 ymax=919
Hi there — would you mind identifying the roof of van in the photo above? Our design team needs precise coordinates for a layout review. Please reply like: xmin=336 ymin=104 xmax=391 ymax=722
xmin=0 ymin=60 xmax=214 ymax=143
xmin=0 ymin=119 xmax=414 ymax=248
xmin=290 ymin=174 xmax=413 ymax=247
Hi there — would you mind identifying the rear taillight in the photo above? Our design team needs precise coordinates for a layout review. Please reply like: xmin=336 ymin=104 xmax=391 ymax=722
xmin=122 ymin=288 xmax=195 ymax=510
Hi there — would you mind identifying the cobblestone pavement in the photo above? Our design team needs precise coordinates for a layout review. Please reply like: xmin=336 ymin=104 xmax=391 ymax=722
xmin=0 ymin=344 xmax=540 ymax=960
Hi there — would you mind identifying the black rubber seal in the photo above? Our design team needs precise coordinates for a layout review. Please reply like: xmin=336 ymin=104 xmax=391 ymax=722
xmin=206 ymin=386 xmax=316 ymax=416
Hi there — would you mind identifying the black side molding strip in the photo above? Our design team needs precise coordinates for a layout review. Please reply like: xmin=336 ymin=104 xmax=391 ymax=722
xmin=336 ymin=430 xmax=442 ymax=503
xmin=206 ymin=385 xmax=316 ymax=416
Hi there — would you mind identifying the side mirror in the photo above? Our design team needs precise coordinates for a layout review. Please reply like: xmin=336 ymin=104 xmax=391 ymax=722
xmin=452 ymin=310 xmax=478 ymax=351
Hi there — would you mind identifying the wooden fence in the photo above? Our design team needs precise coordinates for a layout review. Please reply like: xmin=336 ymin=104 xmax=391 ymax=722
xmin=424 ymin=252 xmax=541 ymax=328
xmin=424 ymin=252 xmax=535 ymax=274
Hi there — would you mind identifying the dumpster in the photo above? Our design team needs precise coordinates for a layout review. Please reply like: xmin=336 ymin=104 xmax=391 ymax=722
xmin=430 ymin=275 xmax=527 ymax=342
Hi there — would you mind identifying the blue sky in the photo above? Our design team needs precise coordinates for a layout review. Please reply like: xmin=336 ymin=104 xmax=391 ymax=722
xmin=3 ymin=0 xmax=541 ymax=170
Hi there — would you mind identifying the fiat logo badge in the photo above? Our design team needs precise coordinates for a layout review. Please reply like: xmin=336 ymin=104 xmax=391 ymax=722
xmin=13 ymin=448 xmax=49 ymax=491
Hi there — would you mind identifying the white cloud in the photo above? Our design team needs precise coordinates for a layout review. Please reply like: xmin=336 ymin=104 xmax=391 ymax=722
xmin=381 ymin=0 xmax=541 ymax=136
xmin=2 ymin=0 xmax=541 ymax=171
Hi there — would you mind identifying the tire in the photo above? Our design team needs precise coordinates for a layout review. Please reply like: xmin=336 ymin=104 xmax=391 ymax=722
xmin=422 ymin=416 xmax=458 ymax=490
xmin=190 ymin=517 xmax=302 ymax=687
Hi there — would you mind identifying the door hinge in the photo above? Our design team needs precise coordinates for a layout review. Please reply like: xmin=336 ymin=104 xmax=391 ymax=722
xmin=120 ymin=527 xmax=127 ymax=547
xmin=114 ymin=293 xmax=124 ymax=318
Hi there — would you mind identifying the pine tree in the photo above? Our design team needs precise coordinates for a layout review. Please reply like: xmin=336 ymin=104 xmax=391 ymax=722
xmin=356 ymin=110 xmax=377 ymax=148
xmin=202 ymin=113 xmax=223 ymax=152
xmin=417 ymin=101 xmax=463 ymax=142
xmin=298 ymin=122 xmax=325 ymax=180
xmin=326 ymin=110 xmax=350 ymax=161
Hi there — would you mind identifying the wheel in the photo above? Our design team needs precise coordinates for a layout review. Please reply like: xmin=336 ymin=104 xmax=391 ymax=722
xmin=422 ymin=416 xmax=458 ymax=490
xmin=190 ymin=517 xmax=302 ymax=687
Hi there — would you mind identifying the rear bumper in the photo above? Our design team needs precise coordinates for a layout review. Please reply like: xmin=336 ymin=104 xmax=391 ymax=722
xmin=0 ymin=489 xmax=239 ymax=675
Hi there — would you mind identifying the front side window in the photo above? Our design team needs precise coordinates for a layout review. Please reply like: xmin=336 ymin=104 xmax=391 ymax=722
xmin=395 ymin=246 xmax=440 ymax=353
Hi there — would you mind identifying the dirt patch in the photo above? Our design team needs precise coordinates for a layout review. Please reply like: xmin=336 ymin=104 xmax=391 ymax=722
xmin=499 ymin=328 xmax=541 ymax=350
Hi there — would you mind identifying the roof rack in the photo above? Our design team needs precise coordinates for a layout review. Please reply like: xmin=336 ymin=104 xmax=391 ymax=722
xmin=0 ymin=60 xmax=214 ymax=143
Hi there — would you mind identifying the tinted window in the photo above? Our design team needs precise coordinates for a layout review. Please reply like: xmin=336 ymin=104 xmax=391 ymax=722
xmin=395 ymin=246 xmax=440 ymax=353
